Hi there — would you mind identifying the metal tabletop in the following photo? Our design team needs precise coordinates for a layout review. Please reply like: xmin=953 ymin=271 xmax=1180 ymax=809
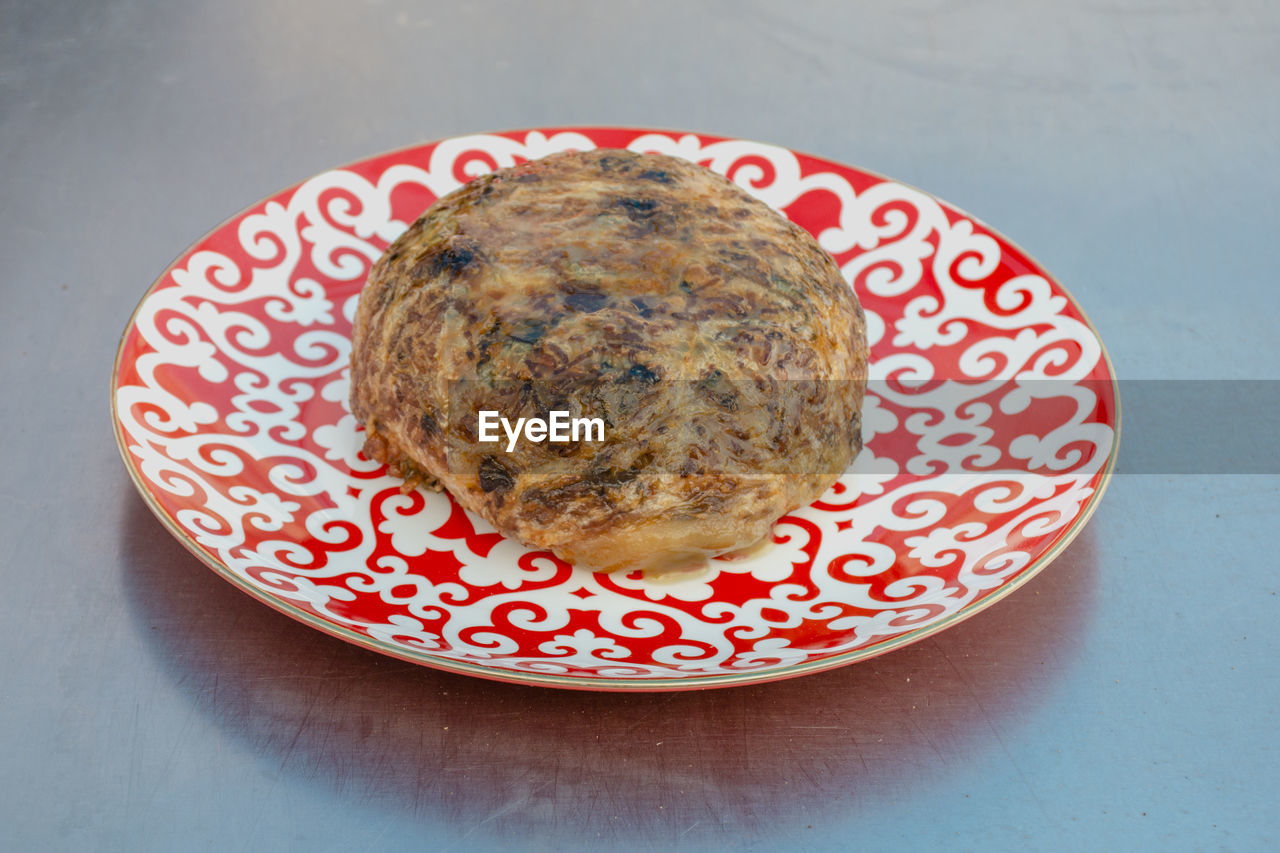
xmin=2 ymin=1 xmax=1276 ymax=849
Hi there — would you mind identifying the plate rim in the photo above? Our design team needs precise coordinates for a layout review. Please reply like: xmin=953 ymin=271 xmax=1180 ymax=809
xmin=110 ymin=125 xmax=1122 ymax=692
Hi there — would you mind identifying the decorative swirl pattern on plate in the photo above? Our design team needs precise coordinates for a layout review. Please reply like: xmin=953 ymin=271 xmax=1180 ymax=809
xmin=113 ymin=128 xmax=1117 ymax=688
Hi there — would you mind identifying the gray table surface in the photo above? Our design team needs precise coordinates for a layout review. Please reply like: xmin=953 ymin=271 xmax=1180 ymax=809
xmin=3 ymin=1 xmax=1277 ymax=850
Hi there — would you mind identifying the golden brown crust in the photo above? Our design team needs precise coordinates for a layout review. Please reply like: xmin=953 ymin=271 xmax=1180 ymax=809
xmin=350 ymin=149 xmax=867 ymax=573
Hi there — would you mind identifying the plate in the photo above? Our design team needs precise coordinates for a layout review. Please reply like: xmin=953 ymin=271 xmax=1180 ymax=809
xmin=112 ymin=127 xmax=1119 ymax=691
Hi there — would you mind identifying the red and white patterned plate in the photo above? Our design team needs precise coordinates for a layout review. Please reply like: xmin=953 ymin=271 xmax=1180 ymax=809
xmin=112 ymin=128 xmax=1119 ymax=691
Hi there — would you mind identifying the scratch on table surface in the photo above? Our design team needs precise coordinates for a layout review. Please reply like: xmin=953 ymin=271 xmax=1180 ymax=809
xmin=679 ymin=820 xmax=702 ymax=838
xmin=906 ymin=710 xmax=950 ymax=768
xmin=849 ymin=733 xmax=871 ymax=776
xmin=125 ymin=699 xmax=141 ymax=805
xmin=621 ymin=694 xmax=678 ymax=733
xmin=148 ymin=709 xmax=196 ymax=806
xmin=239 ymin=693 xmax=318 ymax=841
xmin=277 ymin=691 xmax=319 ymax=773
xmin=451 ymin=781 xmax=553 ymax=847
xmin=939 ymin=646 xmax=1052 ymax=821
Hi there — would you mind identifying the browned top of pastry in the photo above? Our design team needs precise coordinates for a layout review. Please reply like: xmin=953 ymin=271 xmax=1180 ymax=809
xmin=350 ymin=148 xmax=867 ymax=573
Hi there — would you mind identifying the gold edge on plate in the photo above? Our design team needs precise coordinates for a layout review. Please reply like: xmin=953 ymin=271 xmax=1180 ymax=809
xmin=108 ymin=126 xmax=1122 ymax=693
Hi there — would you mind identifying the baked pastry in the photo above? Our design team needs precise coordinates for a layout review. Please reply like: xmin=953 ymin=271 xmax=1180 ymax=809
xmin=350 ymin=148 xmax=867 ymax=573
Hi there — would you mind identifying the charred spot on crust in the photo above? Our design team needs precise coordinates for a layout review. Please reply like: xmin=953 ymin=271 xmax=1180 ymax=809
xmin=627 ymin=363 xmax=660 ymax=384
xmin=588 ymin=452 xmax=653 ymax=487
xmin=475 ymin=319 xmax=504 ymax=368
xmin=527 ymin=452 xmax=654 ymax=505
xmin=679 ymin=457 xmax=704 ymax=477
xmin=597 ymin=154 xmax=634 ymax=173
xmin=697 ymin=370 xmax=739 ymax=411
xmin=584 ymin=386 xmax=616 ymax=430
xmin=523 ymin=340 xmax=571 ymax=377
xmin=718 ymin=248 xmax=754 ymax=267
xmin=614 ymin=197 xmax=658 ymax=220
xmin=420 ymin=237 xmax=484 ymax=279
xmin=373 ymin=284 xmax=395 ymax=310
xmin=478 ymin=455 xmax=515 ymax=493
xmin=565 ymin=289 xmax=609 ymax=313
xmin=637 ymin=169 xmax=674 ymax=184
xmin=584 ymin=468 xmax=639 ymax=488
xmin=506 ymin=320 xmax=547 ymax=345
xmin=516 ymin=379 xmax=544 ymax=413
xmin=419 ymin=409 xmax=440 ymax=437
xmin=434 ymin=243 xmax=477 ymax=276
xmin=629 ymin=297 xmax=654 ymax=318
